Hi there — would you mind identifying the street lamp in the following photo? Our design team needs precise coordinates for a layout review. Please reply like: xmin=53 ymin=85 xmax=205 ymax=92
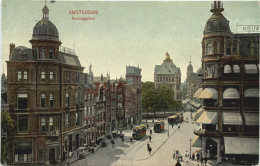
xmin=189 ymin=138 xmax=192 ymax=159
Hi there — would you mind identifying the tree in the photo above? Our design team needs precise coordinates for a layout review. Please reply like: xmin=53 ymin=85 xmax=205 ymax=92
xmin=1 ymin=111 xmax=14 ymax=164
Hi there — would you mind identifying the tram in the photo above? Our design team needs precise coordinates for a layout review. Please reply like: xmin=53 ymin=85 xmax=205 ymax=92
xmin=132 ymin=124 xmax=147 ymax=140
xmin=154 ymin=120 xmax=165 ymax=133
xmin=167 ymin=112 xmax=184 ymax=125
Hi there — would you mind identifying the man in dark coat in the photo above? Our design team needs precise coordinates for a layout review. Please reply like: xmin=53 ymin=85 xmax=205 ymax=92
xmin=175 ymin=160 xmax=181 ymax=166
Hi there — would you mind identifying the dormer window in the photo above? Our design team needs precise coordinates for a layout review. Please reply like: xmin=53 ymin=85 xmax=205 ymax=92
xmin=41 ymin=48 xmax=46 ymax=59
xmin=206 ymin=43 xmax=214 ymax=54
xmin=226 ymin=43 xmax=231 ymax=55
xmin=49 ymin=49 xmax=53 ymax=59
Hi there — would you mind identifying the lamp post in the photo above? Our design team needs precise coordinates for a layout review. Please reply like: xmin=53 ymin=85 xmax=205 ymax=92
xmin=168 ymin=120 xmax=169 ymax=137
xmin=189 ymin=138 xmax=192 ymax=159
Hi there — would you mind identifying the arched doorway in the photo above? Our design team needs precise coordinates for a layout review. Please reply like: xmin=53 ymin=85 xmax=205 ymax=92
xmin=76 ymin=134 xmax=80 ymax=149
xmin=49 ymin=148 xmax=55 ymax=164
xmin=206 ymin=138 xmax=218 ymax=159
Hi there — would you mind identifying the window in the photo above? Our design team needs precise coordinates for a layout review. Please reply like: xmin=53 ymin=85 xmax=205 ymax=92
xmin=41 ymin=48 xmax=45 ymax=59
xmin=38 ymin=149 xmax=44 ymax=162
xmin=49 ymin=49 xmax=53 ymax=59
xmin=206 ymin=43 xmax=214 ymax=54
xmin=118 ymin=95 xmax=123 ymax=101
xmin=76 ymin=113 xmax=79 ymax=125
xmin=232 ymin=43 xmax=237 ymax=55
xmin=50 ymin=94 xmax=54 ymax=108
xmin=66 ymin=114 xmax=69 ymax=128
xmin=84 ymin=120 xmax=87 ymax=129
xmin=18 ymin=115 xmax=28 ymax=133
xmin=88 ymin=107 xmax=91 ymax=116
xmin=14 ymin=142 xmax=32 ymax=162
xmin=84 ymin=94 xmax=87 ymax=102
xmin=18 ymin=71 xmax=22 ymax=81
xmin=118 ymin=103 xmax=122 ymax=109
xmin=76 ymin=92 xmax=80 ymax=105
xmin=65 ymin=93 xmax=69 ymax=107
xmin=41 ymin=94 xmax=46 ymax=108
xmin=226 ymin=43 xmax=231 ymax=55
xmin=17 ymin=93 xmax=28 ymax=109
xmin=24 ymin=71 xmax=28 ymax=80
xmin=118 ymin=88 xmax=122 ymax=92
xmin=49 ymin=117 xmax=54 ymax=131
xmin=92 ymin=94 xmax=94 ymax=100
xmin=50 ymin=72 xmax=54 ymax=81
xmin=88 ymin=94 xmax=91 ymax=101
xmin=41 ymin=72 xmax=45 ymax=81
xmin=84 ymin=109 xmax=87 ymax=117
xmin=40 ymin=117 xmax=46 ymax=131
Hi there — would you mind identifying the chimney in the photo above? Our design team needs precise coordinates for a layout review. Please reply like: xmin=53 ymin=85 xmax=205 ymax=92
xmin=9 ymin=43 xmax=15 ymax=57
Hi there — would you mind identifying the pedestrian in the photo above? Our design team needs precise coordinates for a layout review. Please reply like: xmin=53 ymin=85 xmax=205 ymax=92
xmin=148 ymin=146 xmax=152 ymax=155
xmin=176 ymin=150 xmax=179 ymax=159
xmin=130 ymin=137 xmax=133 ymax=144
xmin=196 ymin=153 xmax=200 ymax=161
xmin=147 ymin=124 xmax=149 ymax=129
xmin=173 ymin=150 xmax=176 ymax=160
xmin=92 ymin=147 xmax=94 ymax=154
xmin=205 ymin=157 xmax=208 ymax=166
xmin=185 ymin=151 xmax=189 ymax=165
xmin=178 ymin=123 xmax=180 ymax=130
xmin=200 ymin=156 xmax=204 ymax=166
xmin=150 ymin=129 xmax=152 ymax=135
xmin=175 ymin=160 xmax=181 ymax=166
xmin=111 ymin=138 xmax=115 ymax=148
xmin=122 ymin=136 xmax=124 ymax=143
xmin=152 ymin=120 xmax=154 ymax=123
xmin=192 ymin=152 xmax=195 ymax=160
xmin=149 ymin=135 xmax=152 ymax=142
xmin=147 ymin=143 xmax=150 ymax=151
xmin=171 ymin=124 xmax=174 ymax=128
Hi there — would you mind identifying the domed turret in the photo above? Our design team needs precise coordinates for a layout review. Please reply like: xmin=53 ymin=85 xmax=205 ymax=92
xmin=187 ymin=58 xmax=193 ymax=77
xmin=204 ymin=1 xmax=231 ymax=35
xmin=31 ymin=5 xmax=59 ymax=41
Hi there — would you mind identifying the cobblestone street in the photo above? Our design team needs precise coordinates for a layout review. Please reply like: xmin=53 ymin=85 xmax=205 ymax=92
xmin=67 ymin=112 xmax=206 ymax=166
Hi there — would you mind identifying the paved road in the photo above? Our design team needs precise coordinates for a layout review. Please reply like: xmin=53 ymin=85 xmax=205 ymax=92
xmin=71 ymin=112 xmax=203 ymax=166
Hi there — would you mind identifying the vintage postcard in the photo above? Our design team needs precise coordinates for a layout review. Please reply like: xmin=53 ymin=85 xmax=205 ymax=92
xmin=1 ymin=0 xmax=259 ymax=166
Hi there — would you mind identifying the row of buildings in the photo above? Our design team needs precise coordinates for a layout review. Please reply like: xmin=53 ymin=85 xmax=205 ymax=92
xmin=3 ymin=4 xmax=142 ymax=165
xmin=191 ymin=1 xmax=259 ymax=165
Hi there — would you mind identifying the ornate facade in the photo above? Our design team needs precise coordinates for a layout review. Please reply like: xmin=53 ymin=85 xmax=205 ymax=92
xmin=154 ymin=52 xmax=182 ymax=102
xmin=194 ymin=1 xmax=259 ymax=164
xmin=7 ymin=5 xmax=84 ymax=165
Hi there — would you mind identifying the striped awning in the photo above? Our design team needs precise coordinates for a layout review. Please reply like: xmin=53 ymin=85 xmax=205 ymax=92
xmin=198 ymin=88 xmax=218 ymax=100
xmin=223 ymin=112 xmax=242 ymax=125
xmin=223 ymin=88 xmax=240 ymax=99
xmin=191 ymin=135 xmax=201 ymax=148
xmin=244 ymin=113 xmax=259 ymax=126
xmin=196 ymin=111 xmax=218 ymax=124
xmin=194 ymin=88 xmax=203 ymax=98
xmin=244 ymin=64 xmax=258 ymax=74
xmin=193 ymin=108 xmax=204 ymax=121
xmin=244 ymin=88 xmax=259 ymax=98
xmin=224 ymin=137 xmax=259 ymax=154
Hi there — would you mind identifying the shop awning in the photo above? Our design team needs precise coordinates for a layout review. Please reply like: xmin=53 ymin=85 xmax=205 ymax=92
xmin=224 ymin=65 xmax=232 ymax=73
xmin=223 ymin=112 xmax=242 ymax=125
xmin=224 ymin=137 xmax=259 ymax=154
xmin=233 ymin=64 xmax=240 ymax=73
xmin=244 ymin=88 xmax=259 ymax=98
xmin=244 ymin=113 xmax=259 ymax=126
xmin=223 ymin=88 xmax=240 ymax=99
xmin=244 ymin=64 xmax=258 ymax=74
xmin=196 ymin=111 xmax=218 ymax=124
xmin=191 ymin=135 xmax=202 ymax=148
xmin=198 ymin=88 xmax=218 ymax=100
xmin=193 ymin=108 xmax=204 ymax=121
xmin=194 ymin=88 xmax=203 ymax=98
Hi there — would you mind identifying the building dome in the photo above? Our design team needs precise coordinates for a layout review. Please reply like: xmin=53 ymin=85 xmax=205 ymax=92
xmin=204 ymin=1 xmax=231 ymax=34
xmin=32 ymin=5 xmax=59 ymax=41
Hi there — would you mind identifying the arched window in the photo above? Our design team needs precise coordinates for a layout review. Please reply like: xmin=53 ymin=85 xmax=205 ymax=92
xmin=41 ymin=94 xmax=46 ymax=108
xmin=224 ymin=65 xmax=232 ymax=74
xmin=50 ymin=94 xmax=54 ymax=108
xmin=49 ymin=49 xmax=53 ymax=59
xmin=206 ymin=43 xmax=214 ymax=54
xmin=50 ymin=72 xmax=54 ymax=81
xmin=232 ymin=43 xmax=237 ymax=55
xmin=24 ymin=71 xmax=28 ymax=80
xmin=226 ymin=43 xmax=231 ymax=55
xmin=41 ymin=48 xmax=46 ymax=59
xmin=233 ymin=65 xmax=240 ymax=73
xmin=65 ymin=93 xmax=70 ymax=107
xmin=41 ymin=72 xmax=45 ymax=81
xmin=18 ymin=71 xmax=22 ymax=81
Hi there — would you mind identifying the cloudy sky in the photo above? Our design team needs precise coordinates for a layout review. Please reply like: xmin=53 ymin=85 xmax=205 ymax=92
xmin=1 ymin=0 xmax=259 ymax=82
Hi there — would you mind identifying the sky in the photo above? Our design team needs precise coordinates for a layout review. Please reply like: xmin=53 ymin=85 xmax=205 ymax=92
xmin=1 ymin=0 xmax=260 ymax=82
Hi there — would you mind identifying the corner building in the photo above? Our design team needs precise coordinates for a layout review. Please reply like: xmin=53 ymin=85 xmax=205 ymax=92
xmin=194 ymin=1 xmax=259 ymax=164
xmin=7 ymin=5 xmax=85 ymax=165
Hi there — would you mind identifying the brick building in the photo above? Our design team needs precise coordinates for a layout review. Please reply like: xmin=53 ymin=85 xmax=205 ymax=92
xmin=6 ymin=5 xmax=85 ymax=165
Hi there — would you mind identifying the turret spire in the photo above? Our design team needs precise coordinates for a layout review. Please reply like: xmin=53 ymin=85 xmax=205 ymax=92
xmin=42 ymin=4 xmax=49 ymax=20
xmin=211 ymin=1 xmax=224 ymax=13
